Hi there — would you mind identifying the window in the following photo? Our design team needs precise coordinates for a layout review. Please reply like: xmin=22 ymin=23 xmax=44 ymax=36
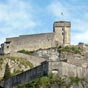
xmin=62 ymin=32 xmax=64 ymax=35
xmin=62 ymin=27 xmax=64 ymax=31
xmin=52 ymin=69 xmax=58 ymax=75
xmin=7 ymin=46 xmax=9 ymax=48
xmin=5 ymin=41 xmax=11 ymax=44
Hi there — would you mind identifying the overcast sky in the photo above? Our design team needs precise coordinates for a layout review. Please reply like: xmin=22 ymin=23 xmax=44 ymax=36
xmin=0 ymin=0 xmax=88 ymax=44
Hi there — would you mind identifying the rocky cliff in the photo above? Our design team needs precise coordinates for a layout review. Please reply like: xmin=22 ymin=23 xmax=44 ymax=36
xmin=1 ymin=45 xmax=88 ymax=81
xmin=0 ymin=56 xmax=33 ymax=79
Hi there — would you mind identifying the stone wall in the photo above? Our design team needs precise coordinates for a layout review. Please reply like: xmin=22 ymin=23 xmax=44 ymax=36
xmin=49 ymin=61 xmax=88 ymax=79
xmin=0 ymin=21 xmax=71 ymax=54
xmin=53 ymin=21 xmax=71 ymax=45
xmin=32 ymin=48 xmax=60 ymax=61
xmin=3 ymin=61 xmax=88 ymax=88
xmin=4 ymin=33 xmax=56 ymax=54
xmin=49 ymin=61 xmax=88 ymax=88
xmin=3 ymin=61 xmax=48 ymax=88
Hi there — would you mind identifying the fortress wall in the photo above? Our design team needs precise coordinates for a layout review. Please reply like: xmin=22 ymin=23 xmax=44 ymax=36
xmin=49 ymin=61 xmax=88 ymax=79
xmin=1 ymin=21 xmax=71 ymax=54
xmin=9 ymin=33 xmax=56 ymax=52
xmin=4 ymin=37 xmax=19 ymax=54
xmin=6 ymin=37 xmax=18 ymax=42
xmin=49 ymin=62 xmax=88 ymax=88
xmin=19 ymin=33 xmax=54 ymax=43
xmin=3 ymin=61 xmax=88 ymax=88
xmin=4 ymin=61 xmax=48 ymax=88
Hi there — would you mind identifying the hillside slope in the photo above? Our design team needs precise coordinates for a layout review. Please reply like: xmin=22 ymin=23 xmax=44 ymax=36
xmin=0 ymin=56 xmax=33 ymax=79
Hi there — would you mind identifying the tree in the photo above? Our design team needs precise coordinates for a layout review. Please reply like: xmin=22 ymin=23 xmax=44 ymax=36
xmin=3 ymin=63 xmax=11 ymax=80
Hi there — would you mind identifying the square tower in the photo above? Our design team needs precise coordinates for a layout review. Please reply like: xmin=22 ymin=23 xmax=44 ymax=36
xmin=53 ymin=21 xmax=71 ymax=46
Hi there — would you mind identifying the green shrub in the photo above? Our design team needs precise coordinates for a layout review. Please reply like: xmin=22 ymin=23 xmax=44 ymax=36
xmin=17 ymin=75 xmax=87 ymax=88
xmin=11 ymin=70 xmax=24 ymax=77
xmin=0 ymin=57 xmax=3 ymax=69
xmin=58 ymin=46 xmax=81 ymax=54
xmin=18 ymin=49 xmax=34 ymax=55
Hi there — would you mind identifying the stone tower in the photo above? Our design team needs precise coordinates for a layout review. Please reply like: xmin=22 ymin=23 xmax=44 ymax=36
xmin=53 ymin=21 xmax=71 ymax=46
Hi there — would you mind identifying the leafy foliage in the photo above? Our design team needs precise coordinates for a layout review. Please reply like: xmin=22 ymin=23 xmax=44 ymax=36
xmin=11 ymin=70 xmax=24 ymax=77
xmin=0 ymin=57 xmax=3 ymax=69
xmin=18 ymin=49 xmax=34 ymax=55
xmin=17 ymin=74 xmax=88 ymax=88
xmin=58 ymin=46 xmax=81 ymax=54
xmin=0 ymin=56 xmax=33 ymax=80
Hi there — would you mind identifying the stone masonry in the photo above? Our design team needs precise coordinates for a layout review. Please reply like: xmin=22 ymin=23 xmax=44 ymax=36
xmin=0 ymin=21 xmax=71 ymax=54
xmin=2 ymin=61 xmax=88 ymax=88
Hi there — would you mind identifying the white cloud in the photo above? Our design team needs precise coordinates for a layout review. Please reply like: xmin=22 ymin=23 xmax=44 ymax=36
xmin=71 ymin=30 xmax=88 ymax=45
xmin=47 ymin=0 xmax=70 ymax=20
xmin=0 ymin=0 xmax=88 ymax=45
xmin=0 ymin=0 xmax=38 ymax=42
xmin=47 ymin=0 xmax=88 ymax=44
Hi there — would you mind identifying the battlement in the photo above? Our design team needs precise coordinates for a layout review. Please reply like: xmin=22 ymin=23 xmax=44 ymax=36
xmin=53 ymin=21 xmax=71 ymax=28
xmin=19 ymin=32 xmax=53 ymax=37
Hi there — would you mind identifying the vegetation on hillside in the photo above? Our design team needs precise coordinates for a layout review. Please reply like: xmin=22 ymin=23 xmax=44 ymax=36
xmin=0 ymin=56 xmax=33 ymax=79
xmin=0 ymin=57 xmax=4 ymax=69
xmin=17 ymin=74 xmax=87 ymax=88
xmin=58 ymin=46 xmax=82 ymax=55
xmin=18 ymin=49 xmax=35 ymax=55
xmin=2 ymin=64 xmax=23 ymax=80
xmin=18 ymin=46 xmax=82 ymax=56
xmin=6 ymin=56 xmax=33 ymax=68
xmin=0 ymin=56 xmax=33 ymax=69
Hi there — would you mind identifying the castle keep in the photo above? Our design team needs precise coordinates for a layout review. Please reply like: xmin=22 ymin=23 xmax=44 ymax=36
xmin=0 ymin=21 xmax=71 ymax=54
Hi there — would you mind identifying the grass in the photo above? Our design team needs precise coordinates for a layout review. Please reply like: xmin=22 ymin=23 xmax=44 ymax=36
xmin=0 ymin=57 xmax=4 ymax=69
xmin=6 ymin=56 xmax=33 ymax=68
xmin=17 ymin=75 xmax=88 ymax=88
xmin=17 ymin=47 xmax=57 ymax=55
xmin=11 ymin=70 xmax=24 ymax=76
xmin=0 ymin=56 xmax=34 ymax=80
xmin=18 ymin=49 xmax=35 ymax=55
xmin=58 ymin=46 xmax=82 ymax=55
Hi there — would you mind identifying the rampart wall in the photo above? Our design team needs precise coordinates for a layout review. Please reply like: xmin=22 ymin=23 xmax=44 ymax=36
xmin=3 ymin=61 xmax=88 ymax=88
xmin=4 ymin=61 xmax=48 ymax=88
xmin=49 ymin=61 xmax=88 ymax=79
xmin=5 ymin=33 xmax=56 ymax=54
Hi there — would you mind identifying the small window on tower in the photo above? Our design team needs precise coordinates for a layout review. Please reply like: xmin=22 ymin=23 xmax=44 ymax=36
xmin=62 ymin=28 xmax=64 ymax=31
xmin=62 ymin=32 xmax=64 ymax=35
xmin=7 ymin=46 xmax=9 ymax=48
xmin=5 ymin=41 xmax=11 ymax=44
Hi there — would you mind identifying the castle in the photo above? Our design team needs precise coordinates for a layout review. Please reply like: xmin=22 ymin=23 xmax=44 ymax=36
xmin=0 ymin=21 xmax=71 ymax=54
xmin=1 ymin=21 xmax=88 ymax=88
